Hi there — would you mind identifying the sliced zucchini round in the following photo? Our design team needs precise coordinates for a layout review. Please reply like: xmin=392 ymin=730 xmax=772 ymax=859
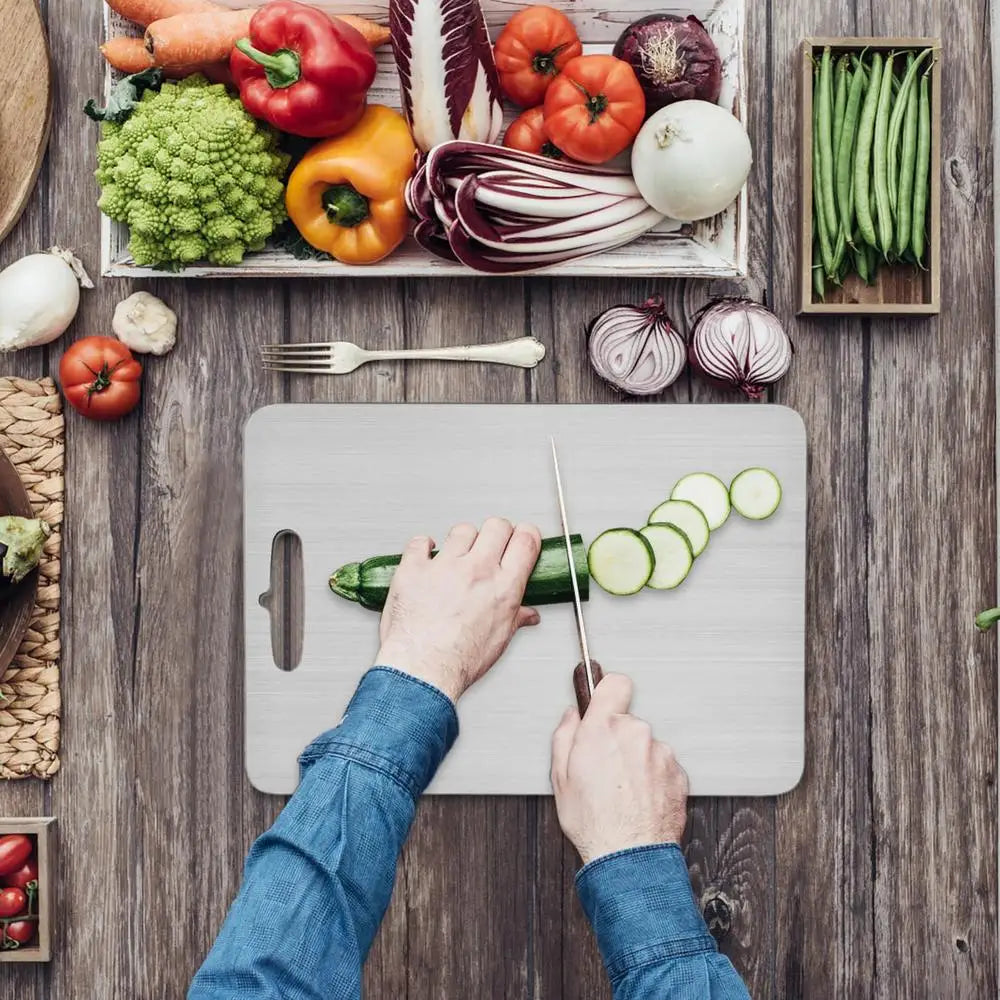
xmin=670 ymin=472 xmax=731 ymax=530
xmin=730 ymin=467 xmax=782 ymax=520
xmin=638 ymin=523 xmax=693 ymax=590
xmin=647 ymin=499 xmax=710 ymax=557
xmin=588 ymin=528 xmax=655 ymax=596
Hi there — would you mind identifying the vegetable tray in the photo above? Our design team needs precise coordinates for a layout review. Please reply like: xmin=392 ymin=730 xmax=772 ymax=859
xmin=99 ymin=0 xmax=748 ymax=279
xmin=244 ymin=403 xmax=806 ymax=797
xmin=0 ymin=817 xmax=54 ymax=963
xmin=798 ymin=37 xmax=941 ymax=315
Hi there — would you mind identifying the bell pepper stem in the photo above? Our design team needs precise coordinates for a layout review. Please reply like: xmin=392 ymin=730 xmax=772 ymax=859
xmin=322 ymin=185 xmax=371 ymax=228
xmin=235 ymin=38 xmax=302 ymax=89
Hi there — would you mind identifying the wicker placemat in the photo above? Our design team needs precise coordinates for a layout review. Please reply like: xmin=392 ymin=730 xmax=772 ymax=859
xmin=0 ymin=378 xmax=63 ymax=780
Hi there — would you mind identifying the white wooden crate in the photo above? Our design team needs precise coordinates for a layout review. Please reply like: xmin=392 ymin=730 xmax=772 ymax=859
xmin=100 ymin=0 xmax=747 ymax=278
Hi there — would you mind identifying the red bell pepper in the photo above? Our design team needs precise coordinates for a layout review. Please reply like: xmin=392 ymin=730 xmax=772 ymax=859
xmin=230 ymin=0 xmax=376 ymax=139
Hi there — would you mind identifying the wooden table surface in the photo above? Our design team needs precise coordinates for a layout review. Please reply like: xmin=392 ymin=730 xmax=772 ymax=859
xmin=0 ymin=0 xmax=995 ymax=996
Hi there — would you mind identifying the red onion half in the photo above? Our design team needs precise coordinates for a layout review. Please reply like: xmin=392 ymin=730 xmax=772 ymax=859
xmin=689 ymin=299 xmax=793 ymax=399
xmin=613 ymin=14 xmax=722 ymax=117
xmin=587 ymin=296 xmax=685 ymax=396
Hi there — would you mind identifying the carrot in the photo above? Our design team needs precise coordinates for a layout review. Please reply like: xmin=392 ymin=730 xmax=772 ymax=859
xmin=144 ymin=8 xmax=252 ymax=66
xmin=105 ymin=0 xmax=220 ymax=29
xmin=331 ymin=14 xmax=391 ymax=50
xmin=101 ymin=36 xmax=232 ymax=85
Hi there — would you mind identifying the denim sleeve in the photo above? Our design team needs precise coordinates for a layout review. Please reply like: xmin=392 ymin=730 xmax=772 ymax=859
xmin=188 ymin=666 xmax=458 ymax=1000
xmin=576 ymin=845 xmax=752 ymax=1000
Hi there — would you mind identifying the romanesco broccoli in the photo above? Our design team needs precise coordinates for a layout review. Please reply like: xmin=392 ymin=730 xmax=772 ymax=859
xmin=95 ymin=76 xmax=290 ymax=268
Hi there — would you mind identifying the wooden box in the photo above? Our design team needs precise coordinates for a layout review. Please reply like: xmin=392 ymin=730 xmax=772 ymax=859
xmin=798 ymin=37 xmax=941 ymax=315
xmin=100 ymin=0 xmax=748 ymax=279
xmin=0 ymin=817 xmax=54 ymax=962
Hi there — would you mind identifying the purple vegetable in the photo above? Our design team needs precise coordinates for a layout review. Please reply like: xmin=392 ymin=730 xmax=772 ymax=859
xmin=405 ymin=141 xmax=664 ymax=273
xmin=613 ymin=14 xmax=722 ymax=116
xmin=587 ymin=296 xmax=686 ymax=395
xmin=390 ymin=0 xmax=503 ymax=152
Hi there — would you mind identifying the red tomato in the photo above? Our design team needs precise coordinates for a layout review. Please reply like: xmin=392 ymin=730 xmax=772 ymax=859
xmin=543 ymin=55 xmax=645 ymax=164
xmin=59 ymin=337 xmax=142 ymax=422
xmin=503 ymin=107 xmax=565 ymax=159
xmin=0 ymin=887 xmax=26 ymax=918
xmin=4 ymin=919 xmax=36 ymax=945
xmin=494 ymin=6 xmax=583 ymax=107
xmin=2 ymin=857 xmax=38 ymax=889
xmin=0 ymin=836 xmax=31 ymax=877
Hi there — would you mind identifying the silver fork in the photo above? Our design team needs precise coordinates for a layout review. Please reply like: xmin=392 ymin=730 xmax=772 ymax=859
xmin=261 ymin=336 xmax=546 ymax=374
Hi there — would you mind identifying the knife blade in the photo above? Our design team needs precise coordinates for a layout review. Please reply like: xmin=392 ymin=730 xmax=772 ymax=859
xmin=550 ymin=438 xmax=602 ymax=713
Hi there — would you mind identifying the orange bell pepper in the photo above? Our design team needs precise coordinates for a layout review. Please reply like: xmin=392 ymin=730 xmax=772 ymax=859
xmin=285 ymin=105 xmax=417 ymax=264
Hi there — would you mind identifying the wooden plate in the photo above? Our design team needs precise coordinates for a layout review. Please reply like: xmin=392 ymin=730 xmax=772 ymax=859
xmin=0 ymin=0 xmax=53 ymax=245
xmin=0 ymin=444 xmax=38 ymax=674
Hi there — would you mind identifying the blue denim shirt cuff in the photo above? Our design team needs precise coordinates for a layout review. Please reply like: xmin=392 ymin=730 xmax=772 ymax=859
xmin=576 ymin=844 xmax=718 ymax=983
xmin=298 ymin=666 xmax=459 ymax=800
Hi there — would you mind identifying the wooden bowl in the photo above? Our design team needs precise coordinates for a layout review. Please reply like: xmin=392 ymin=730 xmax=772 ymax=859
xmin=0 ymin=445 xmax=39 ymax=674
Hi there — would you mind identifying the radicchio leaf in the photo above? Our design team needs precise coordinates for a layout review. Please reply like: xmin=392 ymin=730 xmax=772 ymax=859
xmin=390 ymin=0 xmax=503 ymax=152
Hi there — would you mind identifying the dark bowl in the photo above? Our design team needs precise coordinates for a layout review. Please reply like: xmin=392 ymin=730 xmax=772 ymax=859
xmin=0 ymin=445 xmax=39 ymax=675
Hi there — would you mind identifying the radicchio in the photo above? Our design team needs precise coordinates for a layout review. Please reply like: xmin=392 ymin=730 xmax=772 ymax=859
xmin=390 ymin=0 xmax=504 ymax=152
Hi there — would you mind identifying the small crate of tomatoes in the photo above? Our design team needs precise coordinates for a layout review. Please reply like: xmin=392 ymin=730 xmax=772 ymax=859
xmin=0 ymin=818 xmax=54 ymax=962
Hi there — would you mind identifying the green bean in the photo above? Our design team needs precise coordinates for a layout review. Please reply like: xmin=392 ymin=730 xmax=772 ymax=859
xmin=836 ymin=65 xmax=866 ymax=241
xmin=865 ymin=242 xmax=880 ymax=285
xmin=895 ymin=57 xmax=920 ymax=255
xmin=813 ymin=67 xmax=835 ymax=276
xmin=872 ymin=51 xmax=895 ymax=256
xmin=817 ymin=48 xmax=839 ymax=237
xmin=911 ymin=70 xmax=931 ymax=264
xmin=852 ymin=228 xmax=870 ymax=283
xmin=853 ymin=52 xmax=882 ymax=248
xmin=887 ymin=53 xmax=912 ymax=214
xmin=831 ymin=226 xmax=846 ymax=279
xmin=832 ymin=56 xmax=849 ymax=169
xmin=813 ymin=239 xmax=826 ymax=299
xmin=887 ymin=49 xmax=930 ymax=214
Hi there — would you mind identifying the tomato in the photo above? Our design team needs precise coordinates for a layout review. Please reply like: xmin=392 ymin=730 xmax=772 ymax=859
xmin=543 ymin=55 xmax=646 ymax=164
xmin=494 ymin=6 xmax=582 ymax=107
xmin=0 ymin=836 xmax=31 ymax=877
xmin=2 ymin=857 xmax=38 ymax=890
xmin=503 ymin=107 xmax=564 ymax=159
xmin=59 ymin=337 xmax=142 ymax=422
xmin=0 ymin=887 xmax=26 ymax=918
xmin=4 ymin=919 xmax=36 ymax=945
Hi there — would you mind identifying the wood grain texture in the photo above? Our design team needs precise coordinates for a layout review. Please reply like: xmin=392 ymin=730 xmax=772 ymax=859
xmin=0 ymin=0 xmax=995 ymax=997
xmin=0 ymin=0 xmax=52 ymax=246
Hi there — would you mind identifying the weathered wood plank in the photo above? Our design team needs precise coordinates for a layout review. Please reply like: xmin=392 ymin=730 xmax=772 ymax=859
xmin=865 ymin=0 xmax=997 ymax=994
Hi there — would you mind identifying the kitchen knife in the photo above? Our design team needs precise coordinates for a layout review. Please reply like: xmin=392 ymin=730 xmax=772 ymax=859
xmin=550 ymin=438 xmax=604 ymax=715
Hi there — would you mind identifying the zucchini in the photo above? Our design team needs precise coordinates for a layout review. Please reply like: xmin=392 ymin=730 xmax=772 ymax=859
xmin=638 ymin=523 xmax=693 ymax=590
xmin=670 ymin=472 xmax=731 ymax=530
xmin=587 ymin=528 xmax=655 ymax=596
xmin=329 ymin=534 xmax=589 ymax=610
xmin=730 ymin=468 xmax=782 ymax=520
xmin=647 ymin=499 xmax=710 ymax=557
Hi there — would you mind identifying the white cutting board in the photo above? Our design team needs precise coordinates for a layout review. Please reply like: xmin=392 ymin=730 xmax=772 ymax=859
xmin=244 ymin=404 xmax=806 ymax=796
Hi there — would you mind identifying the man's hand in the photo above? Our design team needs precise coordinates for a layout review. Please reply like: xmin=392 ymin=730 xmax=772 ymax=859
xmin=550 ymin=673 xmax=688 ymax=866
xmin=376 ymin=519 xmax=542 ymax=703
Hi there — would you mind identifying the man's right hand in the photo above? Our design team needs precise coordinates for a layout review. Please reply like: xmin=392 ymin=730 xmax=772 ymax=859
xmin=550 ymin=674 xmax=689 ymax=866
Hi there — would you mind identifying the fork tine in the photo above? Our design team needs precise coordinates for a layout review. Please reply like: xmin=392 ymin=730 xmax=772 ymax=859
xmin=262 ymin=363 xmax=334 ymax=374
xmin=260 ymin=341 xmax=338 ymax=351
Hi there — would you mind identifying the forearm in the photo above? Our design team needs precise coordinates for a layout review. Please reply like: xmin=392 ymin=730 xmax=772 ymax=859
xmin=189 ymin=668 xmax=457 ymax=1000
xmin=577 ymin=845 xmax=751 ymax=1000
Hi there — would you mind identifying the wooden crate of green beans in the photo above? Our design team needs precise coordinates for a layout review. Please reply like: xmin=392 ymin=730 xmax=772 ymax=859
xmin=799 ymin=38 xmax=941 ymax=315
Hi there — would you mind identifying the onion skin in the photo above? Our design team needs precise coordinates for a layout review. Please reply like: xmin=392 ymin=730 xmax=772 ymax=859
xmin=689 ymin=299 xmax=793 ymax=400
xmin=587 ymin=295 xmax=686 ymax=396
xmin=613 ymin=14 xmax=722 ymax=117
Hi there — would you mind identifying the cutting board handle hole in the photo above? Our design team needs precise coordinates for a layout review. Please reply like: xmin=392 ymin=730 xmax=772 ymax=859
xmin=259 ymin=530 xmax=304 ymax=672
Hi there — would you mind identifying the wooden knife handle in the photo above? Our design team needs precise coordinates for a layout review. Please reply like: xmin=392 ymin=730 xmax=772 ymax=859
xmin=573 ymin=660 xmax=604 ymax=716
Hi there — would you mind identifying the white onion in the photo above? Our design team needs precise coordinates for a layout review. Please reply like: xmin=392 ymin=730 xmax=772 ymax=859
xmin=689 ymin=299 xmax=793 ymax=398
xmin=630 ymin=100 xmax=752 ymax=221
xmin=587 ymin=296 xmax=686 ymax=396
